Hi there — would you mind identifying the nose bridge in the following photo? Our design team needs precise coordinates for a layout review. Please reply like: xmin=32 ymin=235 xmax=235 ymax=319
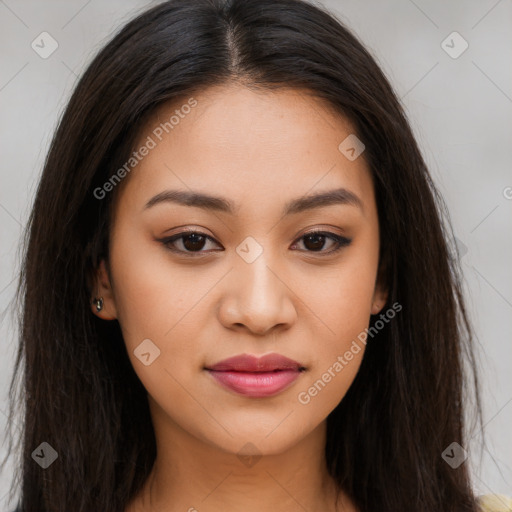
xmin=220 ymin=236 xmax=297 ymax=334
xmin=236 ymin=242 xmax=283 ymax=308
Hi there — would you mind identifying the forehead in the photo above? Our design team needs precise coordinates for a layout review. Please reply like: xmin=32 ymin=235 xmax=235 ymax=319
xmin=114 ymin=84 xmax=374 ymax=218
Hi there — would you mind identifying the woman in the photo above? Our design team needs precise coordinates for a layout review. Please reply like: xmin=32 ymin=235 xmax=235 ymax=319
xmin=3 ymin=0 xmax=506 ymax=510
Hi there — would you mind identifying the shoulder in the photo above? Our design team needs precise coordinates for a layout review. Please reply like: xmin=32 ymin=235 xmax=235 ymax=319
xmin=477 ymin=494 xmax=512 ymax=511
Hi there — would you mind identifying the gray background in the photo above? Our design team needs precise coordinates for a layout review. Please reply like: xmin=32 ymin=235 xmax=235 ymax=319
xmin=1 ymin=0 xmax=511 ymax=508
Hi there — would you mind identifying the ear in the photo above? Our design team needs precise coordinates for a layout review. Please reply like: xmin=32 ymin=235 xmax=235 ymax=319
xmin=371 ymin=284 xmax=388 ymax=315
xmin=90 ymin=259 xmax=118 ymax=320
xmin=370 ymin=252 xmax=389 ymax=315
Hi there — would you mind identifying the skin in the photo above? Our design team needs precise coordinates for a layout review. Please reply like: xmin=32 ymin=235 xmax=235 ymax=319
xmin=92 ymin=83 xmax=387 ymax=512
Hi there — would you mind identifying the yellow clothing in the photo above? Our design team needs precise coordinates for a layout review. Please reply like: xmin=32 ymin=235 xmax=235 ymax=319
xmin=478 ymin=494 xmax=512 ymax=511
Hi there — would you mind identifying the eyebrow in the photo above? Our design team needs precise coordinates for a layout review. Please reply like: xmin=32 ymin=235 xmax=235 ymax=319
xmin=144 ymin=187 xmax=363 ymax=215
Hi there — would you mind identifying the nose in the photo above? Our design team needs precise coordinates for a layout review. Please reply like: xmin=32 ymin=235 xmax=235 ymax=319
xmin=217 ymin=254 xmax=298 ymax=336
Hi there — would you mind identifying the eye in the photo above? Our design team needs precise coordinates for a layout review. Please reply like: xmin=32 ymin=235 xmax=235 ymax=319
xmin=158 ymin=228 xmax=352 ymax=257
xmin=159 ymin=230 xmax=222 ymax=255
xmin=290 ymin=230 xmax=352 ymax=254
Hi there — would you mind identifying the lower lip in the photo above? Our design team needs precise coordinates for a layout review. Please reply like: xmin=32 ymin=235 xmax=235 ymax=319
xmin=206 ymin=369 xmax=302 ymax=397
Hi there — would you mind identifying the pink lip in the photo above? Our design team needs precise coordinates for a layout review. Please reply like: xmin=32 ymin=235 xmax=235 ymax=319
xmin=205 ymin=353 xmax=305 ymax=398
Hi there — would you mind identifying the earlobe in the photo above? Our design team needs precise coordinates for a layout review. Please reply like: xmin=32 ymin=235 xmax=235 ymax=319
xmin=370 ymin=296 xmax=387 ymax=316
xmin=90 ymin=259 xmax=117 ymax=320
xmin=92 ymin=297 xmax=104 ymax=312
xmin=371 ymin=283 xmax=389 ymax=315
xmin=371 ymin=251 xmax=389 ymax=315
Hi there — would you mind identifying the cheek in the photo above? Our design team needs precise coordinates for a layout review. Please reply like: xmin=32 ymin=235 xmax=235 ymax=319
xmin=295 ymin=348 xmax=363 ymax=425
xmin=292 ymin=246 xmax=378 ymax=410
xmin=110 ymin=225 xmax=199 ymax=338
xmin=297 ymin=251 xmax=378 ymax=345
xmin=294 ymin=270 xmax=372 ymax=415
xmin=108 ymin=231 xmax=209 ymax=391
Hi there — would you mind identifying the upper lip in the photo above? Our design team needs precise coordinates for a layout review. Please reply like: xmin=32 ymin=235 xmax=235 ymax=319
xmin=206 ymin=353 xmax=304 ymax=372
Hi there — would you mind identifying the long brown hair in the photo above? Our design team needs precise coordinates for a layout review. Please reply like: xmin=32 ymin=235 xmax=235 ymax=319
xmin=3 ymin=0 xmax=482 ymax=510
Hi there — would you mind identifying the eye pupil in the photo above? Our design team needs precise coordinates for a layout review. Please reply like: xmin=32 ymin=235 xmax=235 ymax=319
xmin=183 ymin=233 xmax=206 ymax=251
xmin=162 ymin=230 xmax=349 ymax=256
xmin=303 ymin=233 xmax=326 ymax=251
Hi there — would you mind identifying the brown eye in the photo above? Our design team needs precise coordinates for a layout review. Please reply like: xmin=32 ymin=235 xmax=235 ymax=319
xmin=159 ymin=229 xmax=351 ymax=257
xmin=291 ymin=231 xmax=352 ymax=254
xmin=303 ymin=233 xmax=328 ymax=251
xmin=160 ymin=231 xmax=222 ymax=255
xmin=181 ymin=233 xmax=207 ymax=251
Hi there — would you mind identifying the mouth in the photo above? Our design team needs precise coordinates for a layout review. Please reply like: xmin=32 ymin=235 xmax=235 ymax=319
xmin=204 ymin=353 xmax=306 ymax=398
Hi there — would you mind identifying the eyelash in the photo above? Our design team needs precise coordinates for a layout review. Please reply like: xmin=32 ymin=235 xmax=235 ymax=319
xmin=158 ymin=229 xmax=352 ymax=257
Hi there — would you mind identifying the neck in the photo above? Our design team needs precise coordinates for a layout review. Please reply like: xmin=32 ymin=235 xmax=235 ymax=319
xmin=127 ymin=399 xmax=355 ymax=512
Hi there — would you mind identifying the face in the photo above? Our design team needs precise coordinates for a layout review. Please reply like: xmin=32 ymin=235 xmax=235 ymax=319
xmin=92 ymin=83 xmax=387 ymax=457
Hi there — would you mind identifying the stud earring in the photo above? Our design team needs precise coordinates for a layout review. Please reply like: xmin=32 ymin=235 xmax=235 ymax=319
xmin=93 ymin=297 xmax=104 ymax=312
